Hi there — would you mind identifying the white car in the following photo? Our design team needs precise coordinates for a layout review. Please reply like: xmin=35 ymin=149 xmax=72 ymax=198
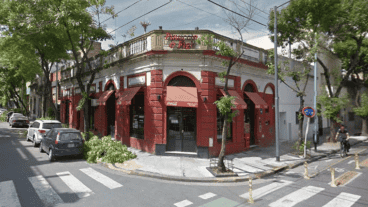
xmin=9 ymin=113 xmax=29 ymax=127
xmin=26 ymin=120 xmax=62 ymax=147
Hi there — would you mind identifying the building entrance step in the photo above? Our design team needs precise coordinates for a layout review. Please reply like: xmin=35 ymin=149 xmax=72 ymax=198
xmin=164 ymin=151 xmax=198 ymax=158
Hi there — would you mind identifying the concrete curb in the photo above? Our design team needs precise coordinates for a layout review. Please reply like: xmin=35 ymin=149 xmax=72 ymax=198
xmin=95 ymin=138 xmax=368 ymax=183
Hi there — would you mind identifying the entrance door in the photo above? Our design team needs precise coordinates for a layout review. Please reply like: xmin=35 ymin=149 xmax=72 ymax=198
xmin=167 ymin=107 xmax=196 ymax=152
xmin=65 ymin=101 xmax=70 ymax=124
xmin=106 ymin=92 xmax=116 ymax=137
xmin=244 ymin=101 xmax=256 ymax=145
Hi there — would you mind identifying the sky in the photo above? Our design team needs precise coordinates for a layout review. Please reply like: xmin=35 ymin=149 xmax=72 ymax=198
xmin=98 ymin=0 xmax=292 ymax=50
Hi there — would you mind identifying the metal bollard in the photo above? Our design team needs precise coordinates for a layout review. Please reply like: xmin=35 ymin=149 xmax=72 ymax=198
xmin=304 ymin=162 xmax=310 ymax=180
xmin=355 ymin=154 xmax=361 ymax=170
xmin=330 ymin=167 xmax=337 ymax=187
xmin=248 ymin=176 xmax=254 ymax=204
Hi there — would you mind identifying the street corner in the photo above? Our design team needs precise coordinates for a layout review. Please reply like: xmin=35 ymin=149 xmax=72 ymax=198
xmin=115 ymin=160 xmax=143 ymax=171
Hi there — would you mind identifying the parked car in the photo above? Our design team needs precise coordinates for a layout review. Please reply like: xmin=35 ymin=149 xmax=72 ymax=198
xmin=9 ymin=113 xmax=29 ymax=128
xmin=27 ymin=120 xmax=62 ymax=147
xmin=6 ymin=111 xmax=14 ymax=122
xmin=39 ymin=128 xmax=84 ymax=162
xmin=0 ymin=109 xmax=7 ymax=115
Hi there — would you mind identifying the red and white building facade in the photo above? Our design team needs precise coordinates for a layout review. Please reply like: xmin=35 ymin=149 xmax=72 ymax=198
xmin=58 ymin=29 xmax=277 ymax=158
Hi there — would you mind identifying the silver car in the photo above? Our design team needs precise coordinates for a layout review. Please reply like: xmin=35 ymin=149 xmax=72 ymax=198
xmin=27 ymin=120 xmax=62 ymax=147
xmin=9 ymin=113 xmax=29 ymax=128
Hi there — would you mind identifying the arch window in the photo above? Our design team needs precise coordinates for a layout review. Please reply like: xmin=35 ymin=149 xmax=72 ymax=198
xmin=244 ymin=84 xmax=255 ymax=92
xmin=167 ymin=75 xmax=196 ymax=87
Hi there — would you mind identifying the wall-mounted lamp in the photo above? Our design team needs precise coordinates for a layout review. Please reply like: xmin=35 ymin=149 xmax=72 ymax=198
xmin=203 ymin=97 xmax=207 ymax=102
xmin=157 ymin=95 xmax=161 ymax=101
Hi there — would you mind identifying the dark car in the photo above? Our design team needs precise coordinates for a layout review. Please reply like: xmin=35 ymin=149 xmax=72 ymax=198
xmin=39 ymin=128 xmax=84 ymax=162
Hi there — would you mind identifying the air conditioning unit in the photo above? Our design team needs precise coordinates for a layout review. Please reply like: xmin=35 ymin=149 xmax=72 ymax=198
xmin=91 ymin=99 xmax=99 ymax=106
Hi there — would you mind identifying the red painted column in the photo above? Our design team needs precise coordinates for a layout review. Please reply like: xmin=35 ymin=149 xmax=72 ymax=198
xmin=200 ymin=71 xmax=217 ymax=157
xmin=149 ymin=69 xmax=164 ymax=153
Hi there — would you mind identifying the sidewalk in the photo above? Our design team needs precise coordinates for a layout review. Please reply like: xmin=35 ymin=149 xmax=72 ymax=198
xmin=99 ymin=136 xmax=368 ymax=183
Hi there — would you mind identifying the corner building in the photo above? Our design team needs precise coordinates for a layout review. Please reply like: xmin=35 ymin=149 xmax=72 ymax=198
xmin=59 ymin=29 xmax=275 ymax=158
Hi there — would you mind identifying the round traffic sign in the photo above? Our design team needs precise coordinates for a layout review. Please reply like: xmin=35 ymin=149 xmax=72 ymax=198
xmin=302 ymin=107 xmax=315 ymax=118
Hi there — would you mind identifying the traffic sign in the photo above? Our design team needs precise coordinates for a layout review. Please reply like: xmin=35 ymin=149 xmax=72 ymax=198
xmin=302 ymin=107 xmax=315 ymax=118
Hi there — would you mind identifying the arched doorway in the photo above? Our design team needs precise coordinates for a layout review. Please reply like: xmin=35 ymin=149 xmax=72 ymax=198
xmin=166 ymin=75 xmax=197 ymax=152
xmin=244 ymin=83 xmax=256 ymax=145
xmin=106 ymin=84 xmax=116 ymax=138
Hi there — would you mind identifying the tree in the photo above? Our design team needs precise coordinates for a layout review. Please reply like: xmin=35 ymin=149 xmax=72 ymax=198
xmin=268 ymin=0 xmax=368 ymax=139
xmin=0 ymin=36 xmax=41 ymax=116
xmin=197 ymin=0 xmax=257 ymax=172
xmin=0 ymin=0 xmax=72 ymax=120
xmin=51 ymin=0 xmax=115 ymax=140
xmin=353 ymin=92 xmax=368 ymax=135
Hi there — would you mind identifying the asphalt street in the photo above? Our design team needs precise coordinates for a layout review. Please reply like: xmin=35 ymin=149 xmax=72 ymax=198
xmin=1 ymin=121 xmax=368 ymax=207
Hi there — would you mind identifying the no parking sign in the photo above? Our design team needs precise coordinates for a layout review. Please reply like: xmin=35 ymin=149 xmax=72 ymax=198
xmin=302 ymin=107 xmax=315 ymax=118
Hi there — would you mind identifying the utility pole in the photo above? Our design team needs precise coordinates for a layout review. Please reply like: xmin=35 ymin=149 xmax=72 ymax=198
xmin=314 ymin=42 xmax=318 ymax=150
xmin=274 ymin=6 xmax=280 ymax=161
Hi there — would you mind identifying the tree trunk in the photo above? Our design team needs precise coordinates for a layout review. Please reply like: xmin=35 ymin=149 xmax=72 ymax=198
xmin=329 ymin=119 xmax=338 ymax=142
xmin=83 ymin=98 xmax=91 ymax=141
xmin=297 ymin=96 xmax=305 ymax=154
xmin=217 ymin=113 xmax=228 ymax=172
xmin=361 ymin=118 xmax=368 ymax=136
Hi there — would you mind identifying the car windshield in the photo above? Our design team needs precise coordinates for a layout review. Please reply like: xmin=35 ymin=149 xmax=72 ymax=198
xmin=59 ymin=133 xmax=82 ymax=141
xmin=43 ymin=123 xmax=62 ymax=129
xmin=13 ymin=113 xmax=23 ymax=117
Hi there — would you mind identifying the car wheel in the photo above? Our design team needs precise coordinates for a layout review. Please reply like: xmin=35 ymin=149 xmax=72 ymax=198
xmin=48 ymin=149 xmax=54 ymax=162
xmin=33 ymin=136 xmax=38 ymax=147
xmin=39 ymin=142 xmax=44 ymax=153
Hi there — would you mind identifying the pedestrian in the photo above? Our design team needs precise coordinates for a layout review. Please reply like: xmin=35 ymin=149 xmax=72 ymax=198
xmin=335 ymin=125 xmax=350 ymax=152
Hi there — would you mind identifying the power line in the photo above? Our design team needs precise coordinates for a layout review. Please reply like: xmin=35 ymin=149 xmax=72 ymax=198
xmin=101 ymin=0 xmax=142 ymax=24
xmin=207 ymin=0 xmax=267 ymax=27
xmin=237 ymin=0 xmax=269 ymax=15
xmin=228 ymin=0 xmax=269 ymax=21
xmin=108 ymin=0 xmax=172 ymax=34
xmin=176 ymin=0 xmax=268 ymax=35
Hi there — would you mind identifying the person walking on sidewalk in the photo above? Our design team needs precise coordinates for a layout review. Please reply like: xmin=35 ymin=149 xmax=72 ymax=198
xmin=335 ymin=125 xmax=350 ymax=152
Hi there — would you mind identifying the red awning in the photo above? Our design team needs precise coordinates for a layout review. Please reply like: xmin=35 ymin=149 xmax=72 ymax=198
xmin=117 ymin=86 xmax=142 ymax=105
xmin=244 ymin=92 xmax=268 ymax=109
xmin=97 ymin=90 xmax=114 ymax=105
xmin=219 ymin=89 xmax=248 ymax=109
xmin=165 ymin=86 xmax=198 ymax=108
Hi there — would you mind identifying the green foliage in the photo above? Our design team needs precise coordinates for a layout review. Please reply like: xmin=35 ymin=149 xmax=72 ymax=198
xmin=0 ymin=113 xmax=7 ymax=122
xmin=37 ymin=116 xmax=56 ymax=120
xmin=77 ymin=92 xmax=89 ymax=111
xmin=47 ymin=107 xmax=55 ymax=117
xmin=353 ymin=93 xmax=368 ymax=118
xmin=82 ymin=135 xmax=137 ymax=164
xmin=318 ymin=94 xmax=349 ymax=123
xmin=62 ymin=123 xmax=69 ymax=128
xmin=292 ymin=141 xmax=311 ymax=154
xmin=214 ymin=96 xmax=238 ymax=123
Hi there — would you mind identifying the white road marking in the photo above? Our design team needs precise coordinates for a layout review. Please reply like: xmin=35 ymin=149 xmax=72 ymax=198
xmin=269 ymin=186 xmax=324 ymax=207
xmin=348 ymin=160 xmax=355 ymax=164
xmin=56 ymin=171 xmax=94 ymax=198
xmin=199 ymin=192 xmax=216 ymax=200
xmin=16 ymin=148 xmax=28 ymax=160
xmin=0 ymin=180 xmax=21 ymax=207
xmin=240 ymin=180 xmax=293 ymax=200
xmin=174 ymin=199 xmax=193 ymax=207
xmin=80 ymin=167 xmax=122 ymax=189
xmin=327 ymin=168 xmax=344 ymax=173
xmin=28 ymin=175 xmax=64 ymax=206
xmin=325 ymin=159 xmax=332 ymax=162
xmin=322 ymin=192 xmax=361 ymax=207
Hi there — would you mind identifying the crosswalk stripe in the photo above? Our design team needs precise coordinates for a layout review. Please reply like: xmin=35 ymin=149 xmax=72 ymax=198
xmin=199 ymin=192 xmax=216 ymax=200
xmin=0 ymin=180 xmax=21 ymax=207
xmin=239 ymin=180 xmax=293 ymax=200
xmin=322 ymin=192 xmax=361 ymax=207
xmin=80 ymin=167 xmax=122 ymax=189
xmin=56 ymin=171 xmax=94 ymax=198
xmin=28 ymin=175 xmax=64 ymax=206
xmin=269 ymin=186 xmax=324 ymax=207
xmin=174 ymin=199 xmax=193 ymax=207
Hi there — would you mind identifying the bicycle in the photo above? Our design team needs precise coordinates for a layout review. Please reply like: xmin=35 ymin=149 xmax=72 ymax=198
xmin=340 ymin=140 xmax=348 ymax=158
